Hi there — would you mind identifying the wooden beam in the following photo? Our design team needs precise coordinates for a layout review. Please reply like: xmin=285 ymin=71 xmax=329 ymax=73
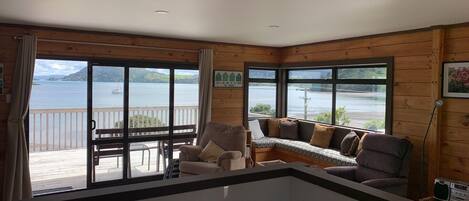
xmin=427 ymin=28 xmax=445 ymax=194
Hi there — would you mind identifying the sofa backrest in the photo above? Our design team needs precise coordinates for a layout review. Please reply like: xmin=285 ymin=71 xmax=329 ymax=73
xmin=200 ymin=122 xmax=247 ymax=156
xmin=297 ymin=120 xmax=367 ymax=150
xmin=355 ymin=134 xmax=413 ymax=181
xmin=255 ymin=118 xmax=368 ymax=150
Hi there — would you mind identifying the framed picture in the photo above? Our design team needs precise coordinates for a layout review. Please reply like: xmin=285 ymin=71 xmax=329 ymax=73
xmin=443 ymin=62 xmax=469 ymax=98
xmin=213 ymin=70 xmax=243 ymax=88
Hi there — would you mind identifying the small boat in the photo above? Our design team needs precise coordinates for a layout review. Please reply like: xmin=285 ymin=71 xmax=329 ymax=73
xmin=112 ymin=87 xmax=122 ymax=94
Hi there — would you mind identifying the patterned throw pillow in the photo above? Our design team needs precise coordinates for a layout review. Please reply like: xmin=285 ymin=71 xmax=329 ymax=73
xmin=309 ymin=124 xmax=335 ymax=148
xmin=198 ymin=140 xmax=225 ymax=162
xmin=340 ymin=131 xmax=360 ymax=156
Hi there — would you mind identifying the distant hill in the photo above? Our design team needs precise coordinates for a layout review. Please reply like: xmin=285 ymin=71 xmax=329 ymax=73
xmin=62 ymin=68 xmax=198 ymax=83
xmin=34 ymin=75 xmax=66 ymax=81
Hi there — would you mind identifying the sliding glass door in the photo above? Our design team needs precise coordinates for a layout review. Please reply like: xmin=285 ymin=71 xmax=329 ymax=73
xmin=87 ymin=61 xmax=197 ymax=187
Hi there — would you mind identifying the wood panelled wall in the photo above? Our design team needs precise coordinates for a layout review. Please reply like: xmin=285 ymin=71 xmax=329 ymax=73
xmin=1 ymin=23 xmax=469 ymax=199
xmin=0 ymin=24 xmax=280 ymax=196
xmin=280 ymin=25 xmax=469 ymax=199
xmin=281 ymin=31 xmax=434 ymax=198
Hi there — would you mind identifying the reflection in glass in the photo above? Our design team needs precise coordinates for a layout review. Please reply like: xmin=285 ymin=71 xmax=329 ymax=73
xmin=249 ymin=69 xmax=276 ymax=79
xmin=338 ymin=67 xmax=386 ymax=79
xmin=248 ymin=83 xmax=277 ymax=118
xmin=287 ymin=84 xmax=332 ymax=123
xmin=336 ymin=84 xmax=386 ymax=132
xmin=288 ymin=69 xmax=332 ymax=79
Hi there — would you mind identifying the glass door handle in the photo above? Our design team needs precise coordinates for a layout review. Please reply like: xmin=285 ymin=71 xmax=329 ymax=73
xmin=91 ymin=120 xmax=96 ymax=130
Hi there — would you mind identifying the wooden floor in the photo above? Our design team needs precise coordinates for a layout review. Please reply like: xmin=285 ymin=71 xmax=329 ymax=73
xmin=29 ymin=144 xmax=178 ymax=195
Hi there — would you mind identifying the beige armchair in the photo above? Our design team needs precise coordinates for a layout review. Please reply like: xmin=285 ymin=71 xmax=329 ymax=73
xmin=179 ymin=122 xmax=246 ymax=177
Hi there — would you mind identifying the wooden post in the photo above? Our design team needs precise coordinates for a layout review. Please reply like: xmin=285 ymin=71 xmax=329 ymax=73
xmin=427 ymin=27 xmax=445 ymax=194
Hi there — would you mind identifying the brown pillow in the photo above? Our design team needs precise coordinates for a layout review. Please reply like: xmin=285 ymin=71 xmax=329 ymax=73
xmin=267 ymin=118 xmax=288 ymax=138
xmin=279 ymin=120 xmax=298 ymax=140
xmin=309 ymin=124 xmax=335 ymax=148
xmin=340 ymin=131 xmax=360 ymax=156
xmin=355 ymin=132 xmax=368 ymax=155
xmin=198 ymin=140 xmax=225 ymax=162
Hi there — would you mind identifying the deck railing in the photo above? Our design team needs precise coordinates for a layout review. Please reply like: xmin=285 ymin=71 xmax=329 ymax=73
xmin=29 ymin=106 xmax=199 ymax=152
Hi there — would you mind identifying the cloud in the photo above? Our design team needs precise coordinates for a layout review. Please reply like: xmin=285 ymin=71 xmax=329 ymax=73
xmin=34 ymin=59 xmax=87 ymax=76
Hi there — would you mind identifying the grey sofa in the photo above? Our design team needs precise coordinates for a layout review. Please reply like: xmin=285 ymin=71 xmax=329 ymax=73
xmin=325 ymin=134 xmax=412 ymax=197
xmin=179 ymin=122 xmax=247 ymax=176
xmin=252 ymin=119 xmax=368 ymax=166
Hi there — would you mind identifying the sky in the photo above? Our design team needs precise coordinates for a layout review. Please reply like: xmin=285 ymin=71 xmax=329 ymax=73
xmin=34 ymin=59 xmax=198 ymax=76
xmin=35 ymin=59 xmax=87 ymax=76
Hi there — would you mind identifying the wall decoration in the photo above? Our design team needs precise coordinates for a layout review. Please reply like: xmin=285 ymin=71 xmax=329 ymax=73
xmin=213 ymin=70 xmax=243 ymax=88
xmin=0 ymin=63 xmax=3 ymax=94
xmin=443 ymin=62 xmax=469 ymax=98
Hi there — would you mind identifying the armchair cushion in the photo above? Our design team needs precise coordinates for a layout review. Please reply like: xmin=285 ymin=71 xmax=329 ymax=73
xmin=324 ymin=166 xmax=357 ymax=181
xmin=198 ymin=140 xmax=225 ymax=162
xmin=217 ymin=151 xmax=242 ymax=162
xmin=361 ymin=178 xmax=407 ymax=189
xmin=179 ymin=145 xmax=202 ymax=162
xmin=179 ymin=161 xmax=222 ymax=175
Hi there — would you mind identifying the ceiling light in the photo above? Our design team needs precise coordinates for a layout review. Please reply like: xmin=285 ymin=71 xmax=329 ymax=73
xmin=268 ymin=25 xmax=280 ymax=28
xmin=155 ymin=10 xmax=169 ymax=14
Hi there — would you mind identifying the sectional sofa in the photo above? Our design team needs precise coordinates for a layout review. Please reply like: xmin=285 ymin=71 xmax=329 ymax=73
xmin=251 ymin=118 xmax=369 ymax=168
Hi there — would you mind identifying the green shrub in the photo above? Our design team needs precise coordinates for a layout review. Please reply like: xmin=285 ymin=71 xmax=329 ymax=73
xmin=314 ymin=106 xmax=350 ymax=126
xmin=250 ymin=103 xmax=275 ymax=116
xmin=363 ymin=119 xmax=385 ymax=130
xmin=114 ymin=115 xmax=164 ymax=128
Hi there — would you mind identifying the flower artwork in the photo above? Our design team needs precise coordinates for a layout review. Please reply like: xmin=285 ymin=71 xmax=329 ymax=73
xmin=443 ymin=62 xmax=469 ymax=98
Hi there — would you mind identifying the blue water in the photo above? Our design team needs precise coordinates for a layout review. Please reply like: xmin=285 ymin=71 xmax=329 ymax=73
xmin=30 ymin=81 xmax=199 ymax=109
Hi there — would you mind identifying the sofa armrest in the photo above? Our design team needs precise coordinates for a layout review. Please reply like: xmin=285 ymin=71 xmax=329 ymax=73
xmin=361 ymin=178 xmax=408 ymax=189
xmin=324 ymin=166 xmax=357 ymax=181
xmin=179 ymin=145 xmax=202 ymax=162
xmin=217 ymin=151 xmax=244 ymax=171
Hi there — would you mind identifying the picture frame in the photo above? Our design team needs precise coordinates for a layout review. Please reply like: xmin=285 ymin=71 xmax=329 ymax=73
xmin=213 ymin=70 xmax=243 ymax=88
xmin=442 ymin=61 xmax=469 ymax=98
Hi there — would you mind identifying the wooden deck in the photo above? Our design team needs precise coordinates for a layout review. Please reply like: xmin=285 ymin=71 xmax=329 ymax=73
xmin=30 ymin=144 xmax=177 ymax=195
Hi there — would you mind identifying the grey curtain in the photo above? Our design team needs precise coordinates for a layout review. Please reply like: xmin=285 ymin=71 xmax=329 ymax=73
xmin=3 ymin=35 xmax=36 ymax=201
xmin=196 ymin=49 xmax=213 ymax=144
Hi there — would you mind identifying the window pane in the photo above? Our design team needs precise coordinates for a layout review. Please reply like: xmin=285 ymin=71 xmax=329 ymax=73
xmin=248 ymin=83 xmax=276 ymax=117
xmin=249 ymin=69 xmax=276 ymax=79
xmin=338 ymin=67 xmax=386 ymax=79
xmin=287 ymin=83 xmax=332 ymax=123
xmin=336 ymin=84 xmax=386 ymax=132
xmin=288 ymin=69 xmax=332 ymax=79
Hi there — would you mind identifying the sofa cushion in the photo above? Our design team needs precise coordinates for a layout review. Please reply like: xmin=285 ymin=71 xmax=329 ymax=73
xmin=310 ymin=124 xmax=335 ymax=148
xmin=340 ymin=131 xmax=359 ymax=156
xmin=363 ymin=134 xmax=410 ymax=158
xmin=179 ymin=161 xmax=222 ymax=175
xmin=252 ymin=137 xmax=277 ymax=148
xmin=198 ymin=140 xmax=225 ymax=162
xmin=279 ymin=120 xmax=298 ymax=140
xmin=297 ymin=121 xmax=315 ymax=142
xmin=248 ymin=120 xmax=265 ymax=140
xmin=274 ymin=139 xmax=357 ymax=166
xmin=329 ymin=127 xmax=352 ymax=150
xmin=355 ymin=166 xmax=393 ymax=182
xmin=267 ymin=118 xmax=288 ymax=137
xmin=356 ymin=132 xmax=368 ymax=155
xmin=356 ymin=149 xmax=402 ymax=175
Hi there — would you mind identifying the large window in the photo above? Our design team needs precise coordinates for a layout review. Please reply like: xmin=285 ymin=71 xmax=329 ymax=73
xmin=246 ymin=68 xmax=278 ymax=119
xmin=286 ymin=65 xmax=390 ymax=133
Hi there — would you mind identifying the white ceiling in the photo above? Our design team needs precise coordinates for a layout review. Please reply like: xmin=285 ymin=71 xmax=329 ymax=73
xmin=1 ymin=0 xmax=469 ymax=47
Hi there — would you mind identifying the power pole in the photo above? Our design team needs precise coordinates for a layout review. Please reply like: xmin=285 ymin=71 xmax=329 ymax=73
xmin=299 ymin=87 xmax=311 ymax=119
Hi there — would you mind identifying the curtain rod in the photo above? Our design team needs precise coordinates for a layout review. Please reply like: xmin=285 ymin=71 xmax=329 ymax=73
xmin=13 ymin=36 xmax=199 ymax=53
